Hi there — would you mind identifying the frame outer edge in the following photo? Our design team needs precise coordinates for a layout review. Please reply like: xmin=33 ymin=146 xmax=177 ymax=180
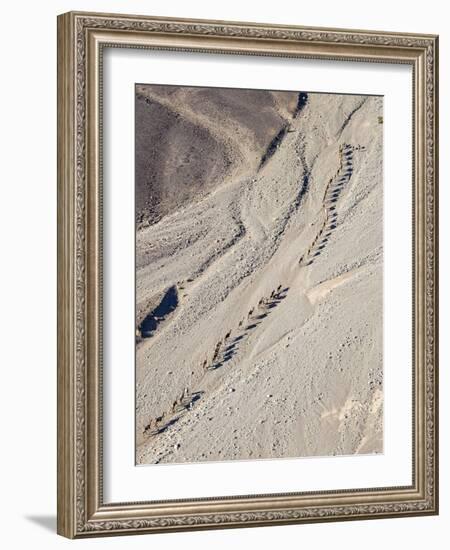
xmin=63 ymin=10 xmax=438 ymax=41
xmin=57 ymin=12 xmax=77 ymax=539
xmin=431 ymin=35 xmax=439 ymax=515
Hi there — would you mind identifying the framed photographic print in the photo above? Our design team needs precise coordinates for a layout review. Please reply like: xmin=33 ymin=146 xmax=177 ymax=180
xmin=57 ymin=11 xmax=439 ymax=538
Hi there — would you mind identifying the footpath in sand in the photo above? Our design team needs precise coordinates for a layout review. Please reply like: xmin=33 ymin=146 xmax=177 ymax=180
xmin=135 ymin=90 xmax=383 ymax=465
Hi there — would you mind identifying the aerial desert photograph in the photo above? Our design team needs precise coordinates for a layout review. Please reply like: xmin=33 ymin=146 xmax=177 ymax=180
xmin=135 ymin=83 xmax=383 ymax=465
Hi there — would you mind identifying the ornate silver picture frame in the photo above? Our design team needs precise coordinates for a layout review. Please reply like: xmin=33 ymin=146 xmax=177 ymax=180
xmin=57 ymin=11 xmax=438 ymax=538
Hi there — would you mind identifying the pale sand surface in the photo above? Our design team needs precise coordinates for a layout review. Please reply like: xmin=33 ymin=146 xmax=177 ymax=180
xmin=135 ymin=86 xmax=383 ymax=465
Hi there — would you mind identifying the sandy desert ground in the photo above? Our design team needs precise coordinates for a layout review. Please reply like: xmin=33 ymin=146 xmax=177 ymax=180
xmin=135 ymin=84 xmax=383 ymax=465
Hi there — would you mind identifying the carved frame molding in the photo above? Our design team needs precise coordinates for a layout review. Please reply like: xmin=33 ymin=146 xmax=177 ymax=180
xmin=57 ymin=11 xmax=438 ymax=538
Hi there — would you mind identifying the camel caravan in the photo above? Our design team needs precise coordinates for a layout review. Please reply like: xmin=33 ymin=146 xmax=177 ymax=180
xmin=203 ymin=285 xmax=289 ymax=372
xmin=143 ymin=285 xmax=289 ymax=438
xmin=299 ymin=143 xmax=364 ymax=268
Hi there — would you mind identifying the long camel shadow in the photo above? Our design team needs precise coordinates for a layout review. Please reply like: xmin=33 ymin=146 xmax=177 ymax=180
xmin=300 ymin=144 xmax=358 ymax=267
xmin=208 ymin=287 xmax=289 ymax=371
